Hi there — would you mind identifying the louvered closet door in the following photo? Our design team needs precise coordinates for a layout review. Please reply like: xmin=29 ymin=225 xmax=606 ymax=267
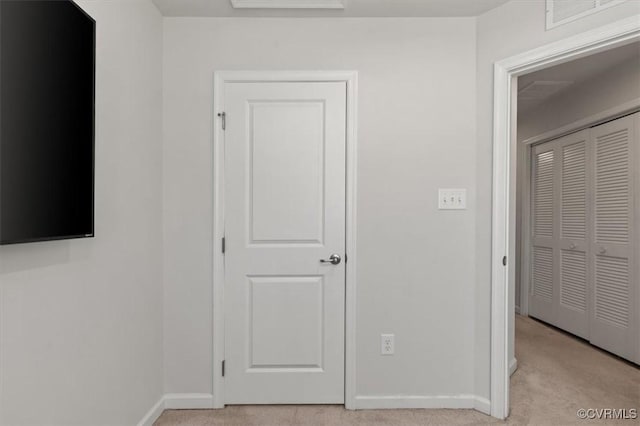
xmin=589 ymin=113 xmax=638 ymax=362
xmin=530 ymin=130 xmax=590 ymax=337
xmin=530 ymin=141 xmax=558 ymax=325
xmin=556 ymin=130 xmax=590 ymax=339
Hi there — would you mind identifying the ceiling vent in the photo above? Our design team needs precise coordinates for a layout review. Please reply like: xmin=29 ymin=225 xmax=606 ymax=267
xmin=518 ymin=80 xmax=574 ymax=111
xmin=231 ymin=0 xmax=344 ymax=9
xmin=518 ymin=80 xmax=574 ymax=100
xmin=546 ymin=0 xmax=629 ymax=29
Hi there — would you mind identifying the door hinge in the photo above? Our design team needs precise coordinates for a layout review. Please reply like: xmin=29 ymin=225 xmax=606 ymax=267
xmin=222 ymin=237 xmax=226 ymax=254
xmin=502 ymin=256 xmax=507 ymax=266
xmin=344 ymin=254 xmax=348 ymax=263
xmin=222 ymin=360 xmax=225 ymax=377
xmin=218 ymin=112 xmax=226 ymax=130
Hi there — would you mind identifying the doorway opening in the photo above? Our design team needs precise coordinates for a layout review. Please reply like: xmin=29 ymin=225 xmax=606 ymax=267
xmin=490 ymin=17 xmax=640 ymax=419
xmin=511 ymin=40 xmax=640 ymax=418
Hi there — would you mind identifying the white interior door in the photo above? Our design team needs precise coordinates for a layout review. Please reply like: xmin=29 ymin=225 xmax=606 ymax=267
xmin=589 ymin=113 xmax=637 ymax=362
xmin=223 ymin=81 xmax=347 ymax=404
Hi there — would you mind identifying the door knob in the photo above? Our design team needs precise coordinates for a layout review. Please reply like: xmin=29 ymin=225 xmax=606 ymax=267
xmin=599 ymin=247 xmax=607 ymax=254
xmin=569 ymin=243 xmax=576 ymax=250
xmin=320 ymin=254 xmax=342 ymax=265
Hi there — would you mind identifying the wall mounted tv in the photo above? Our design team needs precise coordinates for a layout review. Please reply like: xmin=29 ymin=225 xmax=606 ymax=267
xmin=0 ymin=1 xmax=95 ymax=245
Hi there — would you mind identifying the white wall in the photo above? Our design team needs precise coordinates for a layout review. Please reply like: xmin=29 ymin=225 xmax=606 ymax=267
xmin=162 ymin=18 xmax=479 ymax=400
xmin=0 ymin=1 xmax=164 ymax=424
xmin=475 ymin=0 xmax=640 ymax=400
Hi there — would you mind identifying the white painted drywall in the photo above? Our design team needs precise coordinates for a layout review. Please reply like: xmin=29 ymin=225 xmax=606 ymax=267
xmin=162 ymin=18 xmax=478 ymax=398
xmin=476 ymin=0 xmax=640 ymax=400
xmin=0 ymin=1 xmax=164 ymax=424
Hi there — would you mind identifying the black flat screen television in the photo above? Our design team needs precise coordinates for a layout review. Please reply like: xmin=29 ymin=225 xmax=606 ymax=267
xmin=0 ymin=0 xmax=95 ymax=245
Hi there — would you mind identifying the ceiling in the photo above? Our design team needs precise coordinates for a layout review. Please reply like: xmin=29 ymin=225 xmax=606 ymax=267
xmin=152 ymin=0 xmax=511 ymax=17
xmin=518 ymin=41 xmax=640 ymax=113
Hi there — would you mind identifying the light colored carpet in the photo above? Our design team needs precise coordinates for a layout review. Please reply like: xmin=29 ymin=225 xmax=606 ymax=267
xmin=155 ymin=315 xmax=639 ymax=425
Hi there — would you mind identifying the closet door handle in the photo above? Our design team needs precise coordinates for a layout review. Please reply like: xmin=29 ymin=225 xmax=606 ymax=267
xmin=598 ymin=247 xmax=607 ymax=254
xmin=569 ymin=243 xmax=576 ymax=250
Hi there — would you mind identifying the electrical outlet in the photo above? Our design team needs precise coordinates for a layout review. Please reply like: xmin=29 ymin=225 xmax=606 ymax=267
xmin=438 ymin=188 xmax=467 ymax=210
xmin=381 ymin=334 xmax=394 ymax=355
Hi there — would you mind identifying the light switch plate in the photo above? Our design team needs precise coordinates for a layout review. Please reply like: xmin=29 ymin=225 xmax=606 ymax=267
xmin=438 ymin=188 xmax=467 ymax=210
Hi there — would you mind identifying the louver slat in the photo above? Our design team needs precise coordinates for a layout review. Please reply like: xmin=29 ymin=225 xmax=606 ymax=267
xmin=534 ymin=151 xmax=554 ymax=238
xmin=595 ymin=129 xmax=629 ymax=244
xmin=595 ymin=256 xmax=629 ymax=328
xmin=562 ymin=142 xmax=586 ymax=239
xmin=560 ymin=250 xmax=586 ymax=311
xmin=533 ymin=247 xmax=553 ymax=300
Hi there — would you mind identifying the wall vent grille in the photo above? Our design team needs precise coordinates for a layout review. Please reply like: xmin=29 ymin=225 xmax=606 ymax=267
xmin=546 ymin=0 xmax=629 ymax=29
xmin=231 ymin=0 xmax=344 ymax=9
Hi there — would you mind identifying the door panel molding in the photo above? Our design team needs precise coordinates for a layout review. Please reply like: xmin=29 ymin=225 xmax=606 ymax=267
xmin=212 ymin=70 xmax=358 ymax=409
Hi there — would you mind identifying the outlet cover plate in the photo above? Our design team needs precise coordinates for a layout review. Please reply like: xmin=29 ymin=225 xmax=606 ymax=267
xmin=381 ymin=334 xmax=394 ymax=355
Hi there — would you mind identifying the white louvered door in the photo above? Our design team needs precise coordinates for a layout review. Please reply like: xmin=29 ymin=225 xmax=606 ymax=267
xmin=530 ymin=130 xmax=591 ymax=338
xmin=530 ymin=142 xmax=557 ymax=325
xmin=528 ymin=113 xmax=639 ymax=364
xmin=557 ymin=130 xmax=590 ymax=339
xmin=589 ymin=114 xmax=638 ymax=362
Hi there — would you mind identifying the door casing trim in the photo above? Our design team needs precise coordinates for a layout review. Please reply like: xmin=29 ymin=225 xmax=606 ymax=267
xmin=212 ymin=70 xmax=359 ymax=409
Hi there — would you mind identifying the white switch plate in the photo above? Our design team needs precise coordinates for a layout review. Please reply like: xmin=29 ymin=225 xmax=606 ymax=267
xmin=381 ymin=334 xmax=394 ymax=355
xmin=438 ymin=188 xmax=467 ymax=210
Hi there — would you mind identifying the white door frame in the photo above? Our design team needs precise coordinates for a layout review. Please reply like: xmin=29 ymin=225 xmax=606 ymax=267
xmin=212 ymin=70 xmax=359 ymax=409
xmin=490 ymin=16 xmax=640 ymax=419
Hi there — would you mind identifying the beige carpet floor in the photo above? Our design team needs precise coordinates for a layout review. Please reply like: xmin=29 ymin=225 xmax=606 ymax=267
xmin=155 ymin=315 xmax=639 ymax=425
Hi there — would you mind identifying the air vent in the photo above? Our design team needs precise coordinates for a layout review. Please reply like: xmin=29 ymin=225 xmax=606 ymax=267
xmin=518 ymin=80 xmax=574 ymax=110
xmin=546 ymin=0 xmax=629 ymax=29
xmin=231 ymin=0 xmax=344 ymax=9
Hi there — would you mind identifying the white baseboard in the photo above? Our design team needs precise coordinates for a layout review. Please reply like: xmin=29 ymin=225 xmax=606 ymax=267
xmin=354 ymin=394 xmax=491 ymax=413
xmin=515 ymin=305 xmax=521 ymax=315
xmin=164 ymin=393 xmax=215 ymax=409
xmin=509 ymin=357 xmax=518 ymax=376
xmin=137 ymin=393 xmax=216 ymax=426
xmin=137 ymin=396 xmax=165 ymax=426
xmin=473 ymin=396 xmax=491 ymax=415
xmin=140 ymin=393 xmax=491 ymax=423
